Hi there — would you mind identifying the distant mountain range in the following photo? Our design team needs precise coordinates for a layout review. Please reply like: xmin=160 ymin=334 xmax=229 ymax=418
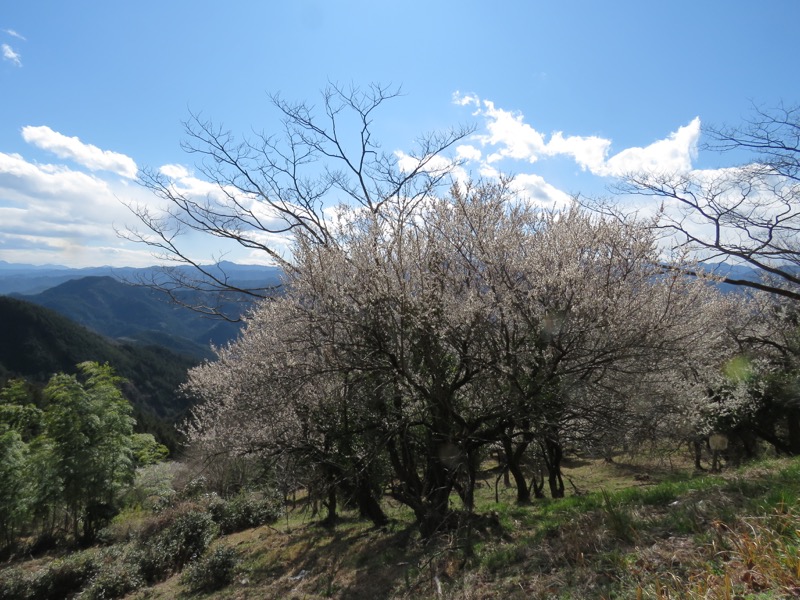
xmin=1 ymin=262 xmax=283 ymax=359
xmin=14 ymin=276 xmax=242 ymax=359
xmin=0 ymin=260 xmax=282 ymax=295
xmin=0 ymin=261 xmax=283 ymax=449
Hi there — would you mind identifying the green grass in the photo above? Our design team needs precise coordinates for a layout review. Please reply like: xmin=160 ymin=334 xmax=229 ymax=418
xmin=3 ymin=455 xmax=800 ymax=599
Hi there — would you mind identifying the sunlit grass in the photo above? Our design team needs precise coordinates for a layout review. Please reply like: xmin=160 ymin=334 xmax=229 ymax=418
xmin=5 ymin=454 xmax=800 ymax=599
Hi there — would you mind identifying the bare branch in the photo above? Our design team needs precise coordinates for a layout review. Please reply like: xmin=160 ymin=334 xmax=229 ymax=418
xmin=608 ymin=104 xmax=800 ymax=301
xmin=123 ymin=84 xmax=474 ymax=319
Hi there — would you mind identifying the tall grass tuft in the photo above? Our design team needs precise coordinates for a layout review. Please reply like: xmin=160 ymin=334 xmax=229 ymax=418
xmin=601 ymin=489 xmax=638 ymax=543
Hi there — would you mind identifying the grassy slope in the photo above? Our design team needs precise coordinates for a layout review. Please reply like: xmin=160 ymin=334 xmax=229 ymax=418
xmin=128 ymin=455 xmax=800 ymax=600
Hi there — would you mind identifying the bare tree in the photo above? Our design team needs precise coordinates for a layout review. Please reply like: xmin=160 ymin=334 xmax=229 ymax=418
xmin=615 ymin=103 xmax=800 ymax=301
xmin=122 ymin=83 xmax=472 ymax=318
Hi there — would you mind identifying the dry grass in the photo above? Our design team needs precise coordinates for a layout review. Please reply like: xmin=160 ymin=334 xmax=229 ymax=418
xmin=5 ymin=454 xmax=800 ymax=599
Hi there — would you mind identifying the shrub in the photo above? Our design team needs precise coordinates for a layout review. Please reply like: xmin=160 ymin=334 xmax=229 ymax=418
xmin=79 ymin=547 xmax=145 ymax=600
xmin=120 ymin=461 xmax=179 ymax=512
xmin=0 ymin=567 xmax=29 ymax=600
xmin=208 ymin=491 xmax=281 ymax=534
xmin=128 ymin=543 xmax=172 ymax=585
xmin=0 ymin=552 xmax=99 ymax=600
xmin=180 ymin=545 xmax=239 ymax=593
xmin=133 ymin=508 xmax=218 ymax=583
xmin=180 ymin=475 xmax=208 ymax=499
xmin=161 ymin=509 xmax=218 ymax=567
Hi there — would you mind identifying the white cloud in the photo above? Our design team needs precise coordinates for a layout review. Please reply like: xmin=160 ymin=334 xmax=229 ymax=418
xmin=456 ymin=144 xmax=481 ymax=162
xmin=452 ymin=93 xmax=703 ymax=214
xmin=155 ymin=162 xmax=295 ymax=252
xmin=0 ymin=152 xmax=148 ymax=229
xmin=395 ymin=151 xmax=459 ymax=176
xmin=158 ymin=164 xmax=223 ymax=198
xmin=2 ymin=43 xmax=21 ymax=67
xmin=452 ymin=92 xmax=480 ymax=108
xmin=477 ymin=100 xmax=548 ymax=163
xmin=0 ymin=148 xmax=168 ymax=267
xmin=601 ymin=117 xmax=700 ymax=177
xmin=460 ymin=95 xmax=701 ymax=179
xmin=478 ymin=163 xmax=501 ymax=180
xmin=159 ymin=163 xmax=190 ymax=179
xmin=546 ymin=131 xmax=611 ymax=172
xmin=3 ymin=29 xmax=26 ymax=41
xmin=470 ymin=100 xmax=614 ymax=171
xmin=21 ymin=125 xmax=138 ymax=179
xmin=0 ymin=129 xmax=294 ymax=267
xmin=511 ymin=173 xmax=572 ymax=209
xmin=0 ymin=151 xmax=110 ymax=199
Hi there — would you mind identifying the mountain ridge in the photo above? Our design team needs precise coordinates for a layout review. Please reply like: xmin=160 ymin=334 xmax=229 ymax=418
xmin=2 ymin=262 xmax=283 ymax=358
xmin=0 ymin=295 xmax=199 ymax=448
xmin=0 ymin=261 xmax=282 ymax=295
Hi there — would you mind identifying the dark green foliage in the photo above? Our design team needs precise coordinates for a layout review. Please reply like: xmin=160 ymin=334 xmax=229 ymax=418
xmin=0 ymin=295 xmax=197 ymax=448
xmin=207 ymin=491 xmax=282 ymax=534
xmin=0 ymin=363 xmax=173 ymax=551
xmin=180 ymin=545 xmax=239 ymax=593
xmin=42 ymin=363 xmax=135 ymax=543
xmin=80 ymin=547 xmax=145 ymax=600
xmin=0 ymin=567 xmax=27 ymax=600
xmin=157 ymin=509 xmax=218 ymax=567
xmin=135 ymin=509 xmax=218 ymax=582
xmin=0 ymin=552 xmax=99 ymax=600
xmin=130 ymin=433 xmax=169 ymax=467
xmin=0 ymin=428 xmax=28 ymax=547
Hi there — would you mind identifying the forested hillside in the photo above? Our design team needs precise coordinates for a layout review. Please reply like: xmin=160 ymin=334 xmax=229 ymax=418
xmin=14 ymin=276 xmax=242 ymax=359
xmin=0 ymin=295 xmax=198 ymax=447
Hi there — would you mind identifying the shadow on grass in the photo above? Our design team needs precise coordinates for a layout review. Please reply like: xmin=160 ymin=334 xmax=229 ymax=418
xmin=239 ymin=515 xmax=425 ymax=599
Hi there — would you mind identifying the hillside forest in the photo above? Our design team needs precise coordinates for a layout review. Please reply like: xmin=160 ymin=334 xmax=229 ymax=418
xmin=2 ymin=88 xmax=800 ymax=599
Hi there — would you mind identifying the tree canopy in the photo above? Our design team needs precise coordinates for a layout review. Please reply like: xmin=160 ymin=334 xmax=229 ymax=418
xmin=185 ymin=183 xmax=739 ymax=535
xmin=123 ymin=87 xmax=799 ymax=536
xmin=0 ymin=363 xmax=161 ymax=548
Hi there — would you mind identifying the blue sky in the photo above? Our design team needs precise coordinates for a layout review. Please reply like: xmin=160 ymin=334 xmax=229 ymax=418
xmin=2 ymin=1 xmax=799 ymax=267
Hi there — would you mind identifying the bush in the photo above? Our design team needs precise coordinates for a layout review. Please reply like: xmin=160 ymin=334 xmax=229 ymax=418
xmin=180 ymin=545 xmax=239 ymax=593
xmin=120 ymin=461 xmax=179 ymax=511
xmin=208 ymin=491 xmax=281 ymax=534
xmin=134 ymin=508 xmax=218 ymax=583
xmin=128 ymin=543 xmax=172 ymax=585
xmin=180 ymin=475 xmax=208 ymax=499
xmin=79 ymin=547 xmax=145 ymax=600
xmin=160 ymin=509 xmax=218 ymax=567
xmin=0 ymin=552 xmax=99 ymax=600
xmin=0 ymin=567 xmax=29 ymax=600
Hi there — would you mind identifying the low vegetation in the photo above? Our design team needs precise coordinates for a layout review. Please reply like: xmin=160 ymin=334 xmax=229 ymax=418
xmin=2 ymin=453 xmax=798 ymax=599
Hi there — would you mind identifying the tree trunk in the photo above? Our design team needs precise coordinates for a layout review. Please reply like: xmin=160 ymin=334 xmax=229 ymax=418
xmin=322 ymin=484 xmax=337 ymax=526
xmin=787 ymin=408 xmax=800 ymax=455
xmin=542 ymin=434 xmax=564 ymax=499
xmin=507 ymin=458 xmax=531 ymax=504
xmin=694 ymin=438 xmax=703 ymax=470
xmin=530 ymin=467 xmax=546 ymax=499
xmin=501 ymin=429 xmax=533 ymax=504
xmin=353 ymin=469 xmax=388 ymax=527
